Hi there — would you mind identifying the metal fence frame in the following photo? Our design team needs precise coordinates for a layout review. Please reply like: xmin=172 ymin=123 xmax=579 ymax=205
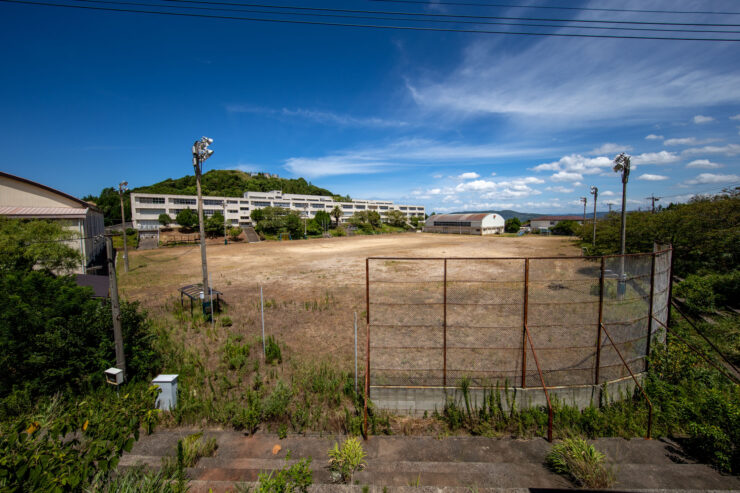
xmin=363 ymin=247 xmax=673 ymax=436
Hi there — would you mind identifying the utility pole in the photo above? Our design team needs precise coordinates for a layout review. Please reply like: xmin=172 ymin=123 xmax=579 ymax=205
xmin=607 ymin=203 xmax=613 ymax=213
xmin=105 ymin=235 xmax=126 ymax=377
xmin=590 ymin=186 xmax=598 ymax=247
xmin=192 ymin=136 xmax=215 ymax=300
xmin=647 ymin=194 xmax=661 ymax=214
xmin=613 ymin=153 xmax=631 ymax=298
xmin=580 ymin=196 xmax=587 ymax=230
xmin=223 ymin=201 xmax=228 ymax=245
xmin=118 ymin=182 xmax=129 ymax=273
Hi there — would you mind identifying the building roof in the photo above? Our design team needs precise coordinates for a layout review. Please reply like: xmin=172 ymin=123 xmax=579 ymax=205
xmin=533 ymin=215 xmax=583 ymax=222
xmin=0 ymin=206 xmax=89 ymax=219
xmin=429 ymin=213 xmax=490 ymax=222
xmin=0 ymin=171 xmax=100 ymax=212
xmin=75 ymin=274 xmax=110 ymax=298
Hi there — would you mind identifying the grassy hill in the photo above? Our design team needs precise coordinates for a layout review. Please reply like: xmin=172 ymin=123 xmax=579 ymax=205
xmin=132 ymin=169 xmax=345 ymax=199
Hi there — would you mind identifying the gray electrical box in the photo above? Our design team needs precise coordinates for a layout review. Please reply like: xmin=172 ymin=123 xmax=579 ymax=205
xmin=152 ymin=374 xmax=178 ymax=411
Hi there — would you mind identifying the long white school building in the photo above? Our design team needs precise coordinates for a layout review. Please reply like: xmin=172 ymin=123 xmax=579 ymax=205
xmin=130 ymin=190 xmax=426 ymax=230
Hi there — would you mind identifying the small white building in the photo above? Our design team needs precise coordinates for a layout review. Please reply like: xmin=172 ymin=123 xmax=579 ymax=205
xmin=0 ymin=171 xmax=105 ymax=274
xmin=423 ymin=213 xmax=505 ymax=235
xmin=529 ymin=215 xmax=584 ymax=231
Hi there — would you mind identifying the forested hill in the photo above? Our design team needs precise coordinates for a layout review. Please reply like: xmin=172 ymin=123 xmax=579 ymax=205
xmin=132 ymin=169 xmax=339 ymax=198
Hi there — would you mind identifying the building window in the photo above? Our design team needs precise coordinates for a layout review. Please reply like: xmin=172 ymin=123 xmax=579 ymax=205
xmin=136 ymin=197 xmax=165 ymax=204
xmin=293 ymin=202 xmax=308 ymax=208
xmin=311 ymin=203 xmax=325 ymax=208
xmin=227 ymin=200 xmax=238 ymax=204
xmin=434 ymin=221 xmax=471 ymax=227
xmin=203 ymin=199 xmax=223 ymax=206
xmin=136 ymin=208 xmax=166 ymax=215
xmin=355 ymin=205 xmax=365 ymax=210
xmin=274 ymin=202 xmax=290 ymax=207
xmin=380 ymin=206 xmax=388 ymax=210
xmin=228 ymin=209 xmax=238 ymax=214
xmin=240 ymin=207 xmax=249 ymax=211
xmin=252 ymin=201 xmax=271 ymax=207
xmin=171 ymin=198 xmax=196 ymax=205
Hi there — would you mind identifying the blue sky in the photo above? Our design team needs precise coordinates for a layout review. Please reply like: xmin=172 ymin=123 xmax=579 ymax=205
xmin=2 ymin=0 xmax=740 ymax=214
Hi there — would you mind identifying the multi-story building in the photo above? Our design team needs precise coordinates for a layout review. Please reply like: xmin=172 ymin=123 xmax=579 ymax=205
xmin=130 ymin=189 xmax=426 ymax=230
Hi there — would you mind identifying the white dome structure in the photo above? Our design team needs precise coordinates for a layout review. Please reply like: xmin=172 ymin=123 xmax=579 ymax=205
xmin=423 ymin=213 xmax=505 ymax=235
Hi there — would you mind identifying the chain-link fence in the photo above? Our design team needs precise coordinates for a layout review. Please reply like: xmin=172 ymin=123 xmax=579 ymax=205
xmin=366 ymin=248 xmax=672 ymax=390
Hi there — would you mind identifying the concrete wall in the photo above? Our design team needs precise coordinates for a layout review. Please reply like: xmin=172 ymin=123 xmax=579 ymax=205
xmin=371 ymin=375 xmax=642 ymax=416
xmin=0 ymin=175 xmax=82 ymax=208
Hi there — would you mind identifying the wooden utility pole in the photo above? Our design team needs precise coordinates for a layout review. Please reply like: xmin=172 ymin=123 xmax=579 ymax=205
xmin=105 ymin=235 xmax=126 ymax=377
xmin=647 ymin=195 xmax=661 ymax=214
xmin=580 ymin=196 xmax=587 ymax=228
xmin=590 ymin=186 xmax=598 ymax=247
xmin=118 ymin=182 xmax=129 ymax=273
xmin=223 ymin=201 xmax=228 ymax=245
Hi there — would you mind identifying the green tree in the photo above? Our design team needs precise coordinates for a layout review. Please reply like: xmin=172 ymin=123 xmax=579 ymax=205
xmin=175 ymin=208 xmax=198 ymax=230
xmin=505 ymin=217 xmax=521 ymax=233
xmin=367 ymin=210 xmax=381 ymax=228
xmin=330 ymin=206 xmax=343 ymax=227
xmin=82 ymin=187 xmax=130 ymax=227
xmin=0 ymin=217 xmax=81 ymax=273
xmin=551 ymin=220 xmax=579 ymax=236
xmin=158 ymin=213 xmax=172 ymax=227
xmin=205 ymin=211 xmax=225 ymax=238
xmin=228 ymin=227 xmax=243 ymax=240
xmin=250 ymin=208 xmax=265 ymax=223
xmin=385 ymin=210 xmax=408 ymax=228
xmin=313 ymin=210 xmax=331 ymax=231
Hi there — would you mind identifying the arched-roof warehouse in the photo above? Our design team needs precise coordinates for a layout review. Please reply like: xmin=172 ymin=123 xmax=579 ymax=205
xmin=423 ymin=213 xmax=505 ymax=235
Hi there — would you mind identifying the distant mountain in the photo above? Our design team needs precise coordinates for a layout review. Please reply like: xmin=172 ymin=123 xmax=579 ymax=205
xmin=133 ymin=169 xmax=348 ymax=200
xmin=449 ymin=210 xmax=544 ymax=222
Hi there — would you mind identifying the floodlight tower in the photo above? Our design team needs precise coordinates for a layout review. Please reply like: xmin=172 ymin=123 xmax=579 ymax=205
xmin=590 ymin=186 xmax=598 ymax=247
xmin=613 ymin=153 xmax=631 ymax=297
xmin=192 ymin=137 xmax=214 ymax=299
xmin=118 ymin=181 xmax=129 ymax=273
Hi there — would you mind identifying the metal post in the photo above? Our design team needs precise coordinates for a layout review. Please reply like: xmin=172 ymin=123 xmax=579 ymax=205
xmin=595 ymin=256 xmax=605 ymax=384
xmin=105 ymin=235 xmax=126 ymax=377
xmin=209 ymin=273 xmax=214 ymax=329
xmin=366 ymin=258 xmax=370 ymax=325
xmin=443 ymin=259 xmax=447 ymax=387
xmin=260 ymin=285 xmax=266 ymax=358
xmin=354 ymin=311 xmax=358 ymax=394
xmin=195 ymin=160 xmax=209 ymax=306
xmin=591 ymin=186 xmax=598 ymax=247
xmin=118 ymin=186 xmax=129 ymax=273
xmin=224 ymin=202 xmax=228 ymax=245
xmin=645 ymin=253 xmax=656 ymax=371
xmin=666 ymin=245 xmax=675 ymax=331
xmin=522 ymin=258 xmax=529 ymax=388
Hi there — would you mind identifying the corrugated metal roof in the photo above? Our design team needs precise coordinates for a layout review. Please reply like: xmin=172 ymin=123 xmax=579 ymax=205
xmin=0 ymin=206 xmax=88 ymax=218
xmin=429 ymin=213 xmax=492 ymax=222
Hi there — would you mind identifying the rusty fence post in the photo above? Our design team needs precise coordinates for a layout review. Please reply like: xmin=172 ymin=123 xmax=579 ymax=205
xmin=364 ymin=258 xmax=370 ymax=439
xmin=522 ymin=258 xmax=529 ymax=388
xmin=595 ymin=256 xmax=605 ymax=384
xmin=645 ymin=253 xmax=656 ymax=372
xmin=666 ymin=245 xmax=675 ymax=336
xmin=443 ymin=259 xmax=447 ymax=388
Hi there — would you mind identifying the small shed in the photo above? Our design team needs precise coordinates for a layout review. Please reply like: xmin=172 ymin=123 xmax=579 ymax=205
xmin=179 ymin=283 xmax=223 ymax=316
xmin=423 ymin=213 xmax=505 ymax=235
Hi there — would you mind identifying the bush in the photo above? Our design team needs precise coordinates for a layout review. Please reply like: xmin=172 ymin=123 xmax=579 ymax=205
xmin=229 ymin=227 xmax=243 ymax=240
xmin=175 ymin=208 xmax=198 ymax=229
xmin=161 ymin=432 xmax=217 ymax=475
xmin=551 ymin=220 xmax=579 ymax=236
xmin=253 ymin=456 xmax=312 ymax=493
xmin=265 ymin=335 xmax=282 ymax=365
xmin=331 ymin=227 xmax=347 ymax=237
xmin=505 ymin=217 xmax=521 ymax=233
xmin=158 ymin=213 xmax=173 ymax=227
xmin=328 ymin=437 xmax=367 ymax=483
xmin=546 ymin=437 xmax=615 ymax=488
xmin=674 ymin=270 xmax=740 ymax=313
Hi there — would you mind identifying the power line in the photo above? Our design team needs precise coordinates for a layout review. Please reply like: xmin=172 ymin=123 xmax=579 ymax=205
xmin=62 ymin=0 xmax=740 ymax=34
xmin=4 ymin=0 xmax=740 ymax=41
xmin=141 ymin=0 xmax=740 ymax=27
xmin=369 ymin=0 xmax=740 ymax=17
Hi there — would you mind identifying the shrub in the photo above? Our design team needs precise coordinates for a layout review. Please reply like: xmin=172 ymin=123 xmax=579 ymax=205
xmin=229 ymin=227 xmax=243 ymax=240
xmin=253 ymin=456 xmax=312 ymax=493
xmin=175 ymin=208 xmax=198 ymax=229
xmin=265 ymin=335 xmax=282 ymax=365
xmin=546 ymin=437 xmax=615 ymax=488
xmin=332 ymin=227 xmax=347 ymax=237
xmin=220 ymin=315 xmax=233 ymax=327
xmin=328 ymin=437 xmax=367 ymax=483
xmin=222 ymin=334 xmax=249 ymax=370
xmin=674 ymin=270 xmax=740 ymax=313
xmin=161 ymin=432 xmax=217 ymax=476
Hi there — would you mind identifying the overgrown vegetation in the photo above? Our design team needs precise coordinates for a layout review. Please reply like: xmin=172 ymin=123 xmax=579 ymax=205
xmin=235 ymin=454 xmax=313 ymax=493
xmin=328 ymin=437 xmax=367 ymax=483
xmin=546 ymin=437 xmax=615 ymax=488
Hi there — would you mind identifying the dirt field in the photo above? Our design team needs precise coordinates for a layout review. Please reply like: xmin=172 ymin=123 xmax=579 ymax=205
xmin=121 ymin=233 xmax=579 ymax=370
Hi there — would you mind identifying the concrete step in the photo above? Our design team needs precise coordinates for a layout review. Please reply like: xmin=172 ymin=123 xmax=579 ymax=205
xmin=244 ymin=226 xmax=260 ymax=243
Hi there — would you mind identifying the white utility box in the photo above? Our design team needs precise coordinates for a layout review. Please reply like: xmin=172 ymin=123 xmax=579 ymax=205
xmin=105 ymin=367 xmax=124 ymax=386
xmin=152 ymin=374 xmax=178 ymax=411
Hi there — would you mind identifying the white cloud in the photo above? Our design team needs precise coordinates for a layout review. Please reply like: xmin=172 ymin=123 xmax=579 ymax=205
xmin=685 ymin=173 xmax=740 ymax=185
xmin=638 ymin=174 xmax=669 ymax=181
xmin=590 ymin=143 xmax=631 ymax=155
xmin=284 ymin=155 xmax=394 ymax=177
xmin=457 ymin=172 xmax=480 ymax=180
xmin=682 ymin=144 xmax=740 ymax=156
xmin=532 ymin=154 xmax=612 ymax=176
xmin=663 ymin=137 xmax=717 ymax=146
xmin=405 ymin=33 xmax=740 ymax=124
xmin=546 ymin=186 xmax=574 ymax=193
xmin=551 ymin=171 xmax=584 ymax=182
xmin=730 ymin=114 xmax=740 ymax=120
xmin=601 ymin=190 xmax=615 ymax=196
xmin=686 ymin=159 xmax=722 ymax=169
xmin=226 ymin=104 xmax=408 ymax=128
xmin=693 ymin=115 xmax=715 ymax=124
xmin=645 ymin=134 xmax=664 ymax=140
xmin=632 ymin=151 xmax=680 ymax=165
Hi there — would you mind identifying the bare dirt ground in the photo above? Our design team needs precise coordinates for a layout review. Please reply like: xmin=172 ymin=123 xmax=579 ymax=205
xmin=121 ymin=234 xmax=578 ymax=372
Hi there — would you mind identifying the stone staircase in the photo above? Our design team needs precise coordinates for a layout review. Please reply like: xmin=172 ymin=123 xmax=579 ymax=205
xmin=120 ymin=431 xmax=740 ymax=492
xmin=243 ymin=226 xmax=261 ymax=243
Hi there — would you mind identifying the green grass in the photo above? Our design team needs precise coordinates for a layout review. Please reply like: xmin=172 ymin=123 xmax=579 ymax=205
xmin=546 ymin=437 xmax=615 ymax=488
